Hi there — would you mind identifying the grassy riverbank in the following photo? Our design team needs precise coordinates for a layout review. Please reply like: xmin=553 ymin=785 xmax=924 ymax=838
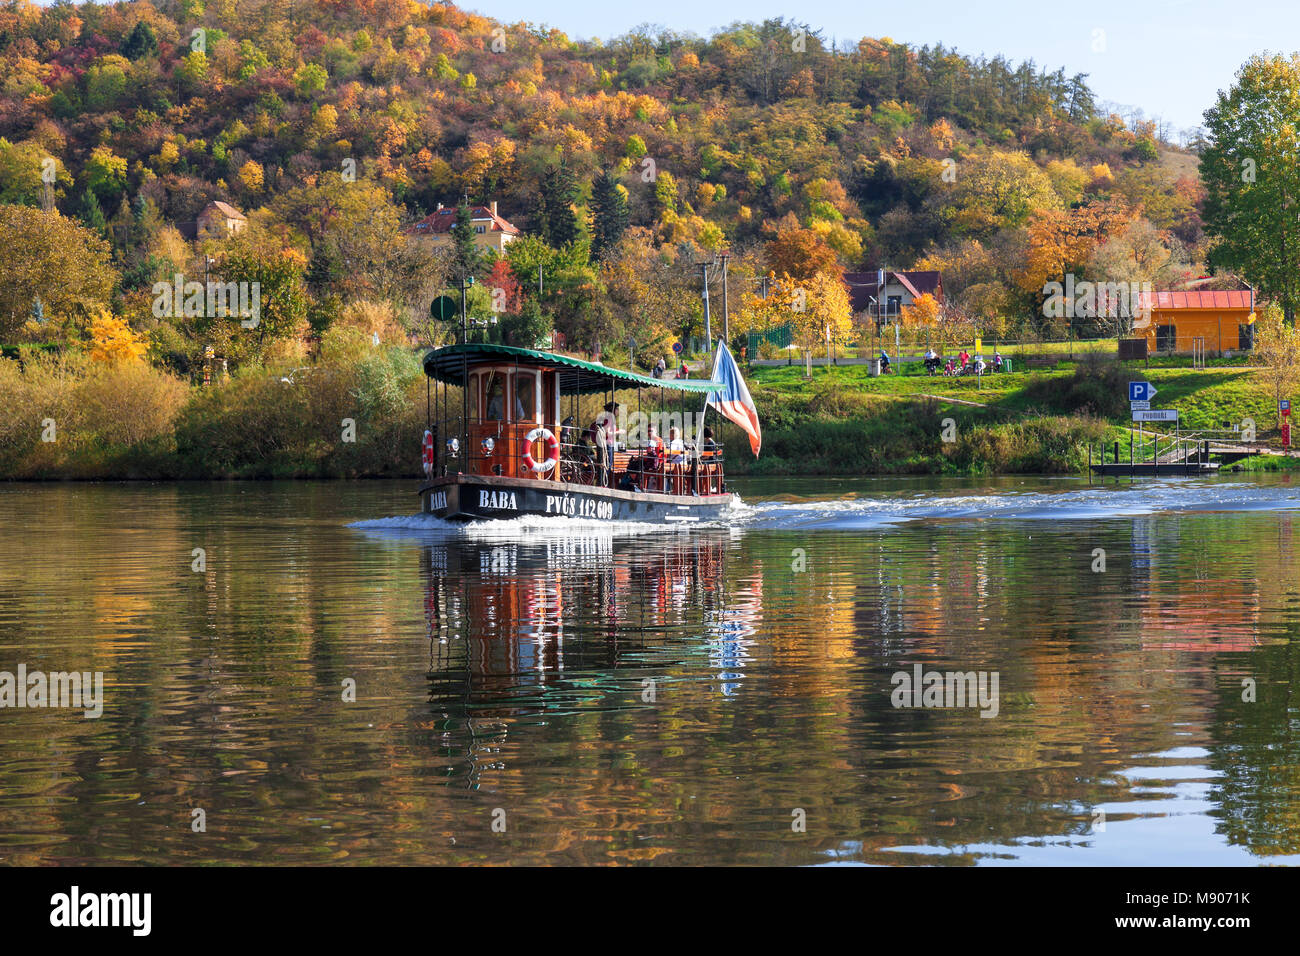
xmin=725 ymin=356 xmax=1293 ymax=476
xmin=2 ymin=345 xmax=1294 ymax=480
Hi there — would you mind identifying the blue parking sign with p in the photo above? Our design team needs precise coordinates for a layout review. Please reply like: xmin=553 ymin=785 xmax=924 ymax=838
xmin=1129 ymin=382 xmax=1153 ymax=401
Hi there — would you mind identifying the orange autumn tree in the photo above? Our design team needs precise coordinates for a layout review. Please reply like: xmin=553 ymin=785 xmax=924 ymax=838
xmin=1015 ymin=200 xmax=1132 ymax=296
xmin=89 ymin=312 xmax=147 ymax=363
xmin=905 ymin=292 xmax=941 ymax=325
xmin=764 ymin=227 xmax=841 ymax=283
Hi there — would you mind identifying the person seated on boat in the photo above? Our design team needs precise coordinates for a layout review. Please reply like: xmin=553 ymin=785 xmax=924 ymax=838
xmin=638 ymin=423 xmax=665 ymax=489
xmin=689 ymin=426 xmax=719 ymax=495
xmin=666 ymin=426 xmax=687 ymax=464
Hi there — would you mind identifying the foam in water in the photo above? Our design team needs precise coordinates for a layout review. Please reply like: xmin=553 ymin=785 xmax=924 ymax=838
xmin=727 ymin=478 xmax=1300 ymax=531
xmin=349 ymin=478 xmax=1300 ymax=536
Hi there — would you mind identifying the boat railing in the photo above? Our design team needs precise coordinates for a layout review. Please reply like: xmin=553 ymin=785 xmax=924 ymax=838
xmin=453 ymin=423 xmax=725 ymax=495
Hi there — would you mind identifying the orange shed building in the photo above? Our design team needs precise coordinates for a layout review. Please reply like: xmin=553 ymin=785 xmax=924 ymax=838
xmin=1133 ymin=290 xmax=1256 ymax=355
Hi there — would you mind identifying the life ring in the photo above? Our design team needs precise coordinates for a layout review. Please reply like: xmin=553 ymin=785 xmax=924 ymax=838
xmin=521 ymin=427 xmax=559 ymax=474
xmin=421 ymin=429 xmax=434 ymax=474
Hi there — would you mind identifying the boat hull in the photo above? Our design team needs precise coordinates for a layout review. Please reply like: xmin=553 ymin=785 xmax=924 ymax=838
xmin=419 ymin=474 xmax=733 ymax=524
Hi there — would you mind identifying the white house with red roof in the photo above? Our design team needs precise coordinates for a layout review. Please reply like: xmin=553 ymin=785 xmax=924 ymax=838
xmin=406 ymin=201 xmax=521 ymax=253
xmin=843 ymin=269 xmax=944 ymax=324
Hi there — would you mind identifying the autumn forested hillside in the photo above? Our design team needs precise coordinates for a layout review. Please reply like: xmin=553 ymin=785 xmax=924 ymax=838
xmin=0 ymin=0 xmax=1205 ymax=370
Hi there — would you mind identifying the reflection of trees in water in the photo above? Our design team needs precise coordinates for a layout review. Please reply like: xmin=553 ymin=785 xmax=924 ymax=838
xmin=1208 ymin=639 xmax=1300 ymax=856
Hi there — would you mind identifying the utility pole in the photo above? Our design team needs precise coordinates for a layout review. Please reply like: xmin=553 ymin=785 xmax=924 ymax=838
xmin=701 ymin=261 xmax=712 ymax=349
xmin=720 ymin=251 xmax=730 ymax=347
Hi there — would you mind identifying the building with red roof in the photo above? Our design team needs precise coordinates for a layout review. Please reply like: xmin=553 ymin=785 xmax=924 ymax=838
xmin=843 ymin=269 xmax=944 ymax=324
xmin=1134 ymin=287 xmax=1256 ymax=354
xmin=405 ymin=201 xmax=521 ymax=254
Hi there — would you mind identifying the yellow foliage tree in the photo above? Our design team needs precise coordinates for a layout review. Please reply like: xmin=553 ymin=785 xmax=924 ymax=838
xmin=89 ymin=313 xmax=146 ymax=364
xmin=1253 ymin=304 xmax=1300 ymax=428
xmin=239 ymin=159 xmax=264 ymax=192
xmin=905 ymin=292 xmax=941 ymax=325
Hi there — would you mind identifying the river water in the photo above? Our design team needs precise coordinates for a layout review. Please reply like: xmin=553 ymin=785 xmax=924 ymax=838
xmin=3 ymin=475 xmax=1300 ymax=866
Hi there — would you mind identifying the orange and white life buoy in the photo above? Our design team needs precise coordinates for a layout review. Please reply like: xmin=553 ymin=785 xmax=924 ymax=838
xmin=421 ymin=429 xmax=434 ymax=475
xmin=521 ymin=426 xmax=559 ymax=474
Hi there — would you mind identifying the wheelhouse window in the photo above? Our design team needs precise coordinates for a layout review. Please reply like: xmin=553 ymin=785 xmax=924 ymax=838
xmin=512 ymin=373 xmax=536 ymax=422
xmin=485 ymin=374 xmax=506 ymax=421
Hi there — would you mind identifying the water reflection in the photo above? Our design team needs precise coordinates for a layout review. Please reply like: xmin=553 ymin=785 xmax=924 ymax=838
xmin=420 ymin=531 xmax=746 ymax=716
xmin=5 ymin=478 xmax=1300 ymax=864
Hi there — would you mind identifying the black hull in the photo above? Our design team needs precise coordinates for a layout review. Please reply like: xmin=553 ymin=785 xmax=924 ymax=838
xmin=419 ymin=474 xmax=732 ymax=524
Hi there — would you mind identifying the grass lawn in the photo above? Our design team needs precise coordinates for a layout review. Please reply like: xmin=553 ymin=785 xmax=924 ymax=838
xmin=749 ymin=361 xmax=1281 ymax=436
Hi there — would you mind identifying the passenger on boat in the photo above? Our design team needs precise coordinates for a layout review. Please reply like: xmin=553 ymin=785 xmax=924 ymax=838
xmin=689 ymin=426 xmax=718 ymax=496
xmin=588 ymin=402 xmax=619 ymax=487
xmin=666 ymin=427 xmax=687 ymax=463
xmin=638 ymin=424 xmax=666 ymax=490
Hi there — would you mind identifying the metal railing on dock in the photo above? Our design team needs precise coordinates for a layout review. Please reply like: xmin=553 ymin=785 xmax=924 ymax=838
xmin=1089 ymin=428 xmax=1261 ymax=477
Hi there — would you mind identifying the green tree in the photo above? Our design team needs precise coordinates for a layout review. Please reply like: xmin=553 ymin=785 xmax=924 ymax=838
xmin=0 ymin=206 xmax=116 ymax=339
xmin=78 ymin=189 xmax=108 ymax=238
xmin=589 ymin=170 xmax=629 ymax=262
xmin=500 ymin=297 xmax=553 ymax=348
xmin=84 ymin=146 xmax=128 ymax=204
xmin=937 ymin=150 xmax=1061 ymax=239
xmin=293 ymin=63 xmax=329 ymax=97
xmin=449 ymin=201 xmax=484 ymax=283
xmin=121 ymin=21 xmax=159 ymax=60
xmin=1202 ymin=54 xmax=1300 ymax=323
xmin=538 ymin=163 xmax=580 ymax=248
xmin=211 ymin=237 xmax=309 ymax=355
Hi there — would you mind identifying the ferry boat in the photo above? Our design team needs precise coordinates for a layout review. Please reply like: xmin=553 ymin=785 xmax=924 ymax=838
xmin=416 ymin=341 xmax=760 ymax=524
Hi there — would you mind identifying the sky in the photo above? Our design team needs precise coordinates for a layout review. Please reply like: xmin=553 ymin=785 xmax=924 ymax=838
xmin=468 ymin=0 xmax=1298 ymax=137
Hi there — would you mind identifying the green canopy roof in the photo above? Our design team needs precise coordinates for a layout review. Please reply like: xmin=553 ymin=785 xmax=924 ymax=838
xmin=422 ymin=343 xmax=724 ymax=395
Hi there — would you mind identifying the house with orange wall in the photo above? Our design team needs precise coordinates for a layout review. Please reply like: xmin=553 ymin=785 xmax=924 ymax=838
xmin=1133 ymin=290 xmax=1255 ymax=354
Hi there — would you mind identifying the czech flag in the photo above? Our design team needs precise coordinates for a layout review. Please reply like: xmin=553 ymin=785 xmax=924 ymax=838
xmin=707 ymin=340 xmax=762 ymax=456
